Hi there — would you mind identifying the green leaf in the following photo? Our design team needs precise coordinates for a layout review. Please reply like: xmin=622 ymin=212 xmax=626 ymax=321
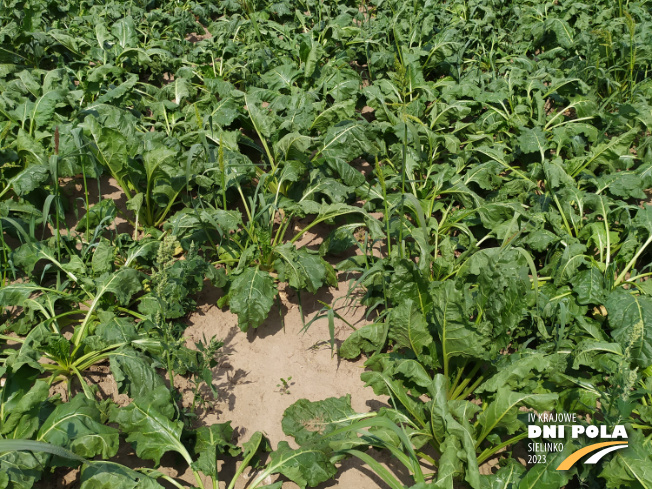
xmin=77 ymin=199 xmax=117 ymax=231
xmin=192 ymin=422 xmax=237 ymax=478
xmin=518 ymin=126 xmax=547 ymax=158
xmin=275 ymin=134 xmax=312 ymax=162
xmin=282 ymin=396 xmax=360 ymax=448
xmin=544 ymin=18 xmax=574 ymax=49
xmin=95 ymin=75 xmax=138 ymax=105
xmin=317 ymin=121 xmax=379 ymax=187
xmin=1 ymin=367 xmax=48 ymax=439
xmin=389 ymin=259 xmax=432 ymax=316
xmin=339 ymin=322 xmax=387 ymax=359
xmin=80 ymin=462 xmax=164 ymax=489
xmin=431 ymin=281 xmax=490 ymax=373
xmin=260 ymin=442 xmax=336 ymax=489
xmin=1 ymin=381 xmax=49 ymax=440
xmin=480 ymin=459 xmax=525 ymax=489
xmin=476 ymin=353 xmax=563 ymax=394
xmin=633 ymin=205 xmax=652 ymax=235
xmin=94 ymin=268 xmax=144 ymax=306
xmin=261 ymin=65 xmax=301 ymax=91
xmin=0 ymin=450 xmax=48 ymax=489
xmin=7 ymin=164 xmax=49 ymax=196
xmin=600 ymin=431 xmax=652 ymax=489
xmin=517 ymin=443 xmax=575 ymax=489
xmin=16 ymin=130 xmax=46 ymax=166
xmin=111 ymin=16 xmax=138 ymax=49
xmin=434 ymin=435 xmax=463 ymax=489
xmin=387 ymin=300 xmax=434 ymax=366
xmin=606 ymin=290 xmax=652 ymax=368
xmin=110 ymin=347 xmax=166 ymax=399
xmin=571 ymin=265 xmax=606 ymax=305
xmin=274 ymin=244 xmax=333 ymax=293
xmin=111 ymin=386 xmax=188 ymax=466
xmin=37 ymin=394 xmax=119 ymax=460
xmin=92 ymin=239 xmax=114 ymax=275
xmin=572 ymin=341 xmax=623 ymax=370
xmin=476 ymin=389 xmax=558 ymax=444
xmin=245 ymin=91 xmax=277 ymax=139
xmin=81 ymin=116 xmax=133 ymax=198
xmin=300 ymin=39 xmax=323 ymax=78
xmin=227 ymin=268 xmax=277 ymax=331
xmin=310 ymin=101 xmax=356 ymax=132
xmin=0 ymin=283 xmax=43 ymax=308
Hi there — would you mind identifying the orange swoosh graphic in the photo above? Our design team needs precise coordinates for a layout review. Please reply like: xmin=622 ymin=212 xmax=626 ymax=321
xmin=556 ymin=442 xmax=628 ymax=470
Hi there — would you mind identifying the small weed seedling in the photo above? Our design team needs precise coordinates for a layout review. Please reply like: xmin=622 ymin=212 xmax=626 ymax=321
xmin=277 ymin=376 xmax=294 ymax=395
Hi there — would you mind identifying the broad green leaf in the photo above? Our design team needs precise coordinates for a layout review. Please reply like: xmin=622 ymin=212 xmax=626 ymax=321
xmin=261 ymin=65 xmax=301 ymax=91
xmin=600 ymin=431 xmax=652 ymax=488
xmin=111 ymin=16 xmax=138 ymax=48
xmin=111 ymin=386 xmax=188 ymax=466
xmin=274 ymin=244 xmax=333 ymax=293
xmin=1 ymin=380 xmax=48 ymax=440
xmin=299 ymin=39 xmax=323 ymax=78
xmin=476 ymin=353 xmax=564 ymax=394
xmin=571 ymin=265 xmax=606 ymax=305
xmin=29 ymin=89 xmax=65 ymax=131
xmin=316 ymin=121 xmax=379 ymax=187
xmin=480 ymin=459 xmax=525 ymax=489
xmin=544 ymin=18 xmax=574 ymax=49
xmin=37 ymin=394 xmax=119 ymax=459
xmin=192 ymin=422 xmax=238 ymax=478
xmin=361 ymin=356 xmax=428 ymax=428
xmin=434 ymin=435 xmax=463 ymax=489
xmin=258 ymin=442 xmax=336 ymax=489
xmin=431 ymin=281 xmax=490 ymax=371
xmin=476 ymin=389 xmax=558 ymax=444
xmin=389 ymin=260 xmax=432 ymax=316
xmin=282 ymin=396 xmax=360 ymax=448
xmin=0 ymin=283 xmax=43 ymax=307
xmin=572 ymin=341 xmax=623 ymax=369
xmin=227 ymin=268 xmax=277 ymax=331
xmin=110 ymin=347 xmax=166 ymax=399
xmin=76 ymin=199 xmax=117 ymax=231
xmin=310 ymin=100 xmax=356 ymax=132
xmin=517 ymin=443 xmax=575 ymax=489
xmin=91 ymin=239 xmax=114 ymax=275
xmin=339 ymin=322 xmax=387 ymax=359
xmin=81 ymin=116 xmax=133 ymax=198
xmin=388 ymin=300 xmax=434 ymax=365
xmin=518 ymin=126 xmax=547 ymax=159
xmin=0 ymin=366 xmax=48 ymax=439
xmin=245 ymin=91 xmax=277 ymax=139
xmin=80 ymin=462 xmax=164 ymax=489
xmin=16 ymin=129 xmax=46 ymax=166
xmin=633 ymin=205 xmax=652 ymax=235
xmin=606 ymin=289 xmax=652 ymax=368
xmin=95 ymin=75 xmax=138 ymax=105
xmin=427 ymin=374 xmax=450 ymax=446
xmin=0 ymin=450 xmax=48 ymax=489
xmin=94 ymin=267 xmax=143 ymax=306
xmin=6 ymin=163 xmax=49 ymax=196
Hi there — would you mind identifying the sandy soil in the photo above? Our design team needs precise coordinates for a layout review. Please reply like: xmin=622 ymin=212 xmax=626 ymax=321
xmin=170 ymin=276 xmax=410 ymax=489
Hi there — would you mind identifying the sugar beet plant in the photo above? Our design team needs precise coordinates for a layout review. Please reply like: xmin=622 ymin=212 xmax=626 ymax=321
xmin=1 ymin=0 xmax=652 ymax=488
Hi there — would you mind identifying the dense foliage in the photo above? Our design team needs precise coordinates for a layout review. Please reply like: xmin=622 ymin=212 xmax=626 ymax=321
xmin=1 ymin=0 xmax=651 ymax=487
